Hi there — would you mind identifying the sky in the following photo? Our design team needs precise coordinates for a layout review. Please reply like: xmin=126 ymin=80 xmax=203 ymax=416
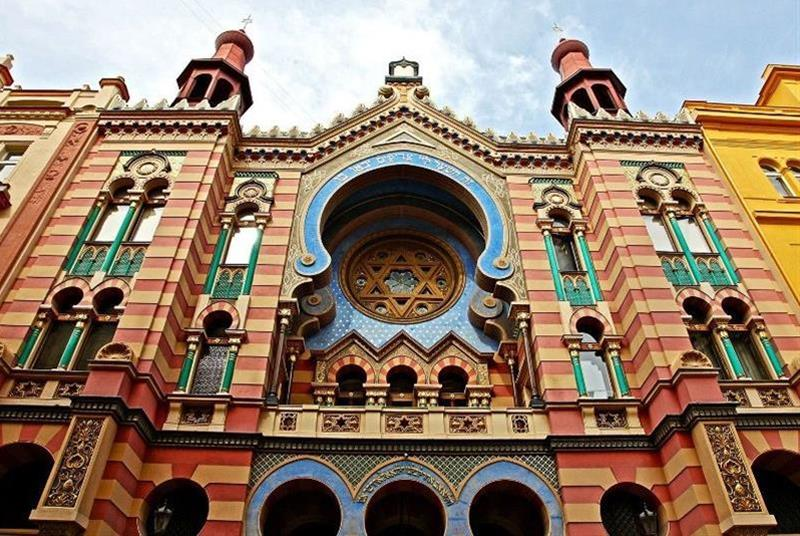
xmin=2 ymin=0 xmax=799 ymax=136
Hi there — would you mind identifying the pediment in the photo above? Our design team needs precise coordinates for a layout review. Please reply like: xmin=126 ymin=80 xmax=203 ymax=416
xmin=372 ymin=128 xmax=436 ymax=149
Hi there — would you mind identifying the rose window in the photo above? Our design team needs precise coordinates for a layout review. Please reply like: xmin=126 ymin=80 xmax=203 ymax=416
xmin=341 ymin=232 xmax=464 ymax=323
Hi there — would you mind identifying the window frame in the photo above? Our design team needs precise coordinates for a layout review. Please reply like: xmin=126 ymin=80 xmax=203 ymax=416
xmin=0 ymin=145 xmax=26 ymax=183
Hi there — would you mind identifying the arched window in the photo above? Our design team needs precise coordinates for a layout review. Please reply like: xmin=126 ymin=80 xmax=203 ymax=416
xmin=438 ymin=366 xmax=468 ymax=407
xmin=682 ymin=297 xmax=728 ymax=377
xmin=593 ymin=83 xmax=616 ymax=111
xmin=639 ymin=193 xmax=676 ymax=252
xmin=33 ymin=288 xmax=82 ymax=370
xmin=336 ymin=365 xmax=366 ymax=406
xmin=209 ymin=79 xmax=233 ymax=106
xmin=190 ymin=311 xmax=234 ymax=395
xmin=761 ymin=164 xmax=794 ymax=198
xmin=551 ymin=215 xmax=580 ymax=272
xmin=753 ymin=451 xmax=800 ymax=534
xmin=92 ymin=183 xmax=132 ymax=243
xmin=721 ymin=298 xmax=771 ymax=380
xmin=576 ymin=321 xmax=615 ymax=399
xmin=571 ymin=87 xmax=595 ymax=113
xmin=188 ymin=73 xmax=212 ymax=101
xmin=365 ymin=480 xmax=445 ymax=536
xmin=142 ymin=479 xmax=209 ymax=536
xmin=600 ymin=484 xmax=662 ymax=536
xmin=387 ymin=366 xmax=417 ymax=407
xmin=72 ymin=288 xmax=122 ymax=370
xmin=262 ymin=479 xmax=341 ymax=536
xmin=672 ymin=193 xmax=711 ymax=254
xmin=0 ymin=444 xmax=54 ymax=529
xmin=224 ymin=208 xmax=259 ymax=265
xmin=470 ymin=481 xmax=547 ymax=536
xmin=129 ymin=184 xmax=167 ymax=243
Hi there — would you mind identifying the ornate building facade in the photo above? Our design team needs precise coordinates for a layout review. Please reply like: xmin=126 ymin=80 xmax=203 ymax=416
xmin=0 ymin=31 xmax=798 ymax=536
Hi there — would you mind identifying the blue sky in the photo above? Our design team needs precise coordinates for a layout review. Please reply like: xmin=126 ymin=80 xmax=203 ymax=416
xmin=2 ymin=0 xmax=798 ymax=135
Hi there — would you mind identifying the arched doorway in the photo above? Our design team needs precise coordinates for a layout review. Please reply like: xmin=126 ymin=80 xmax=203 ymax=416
xmin=262 ymin=479 xmax=341 ymax=536
xmin=753 ymin=450 xmax=800 ymax=533
xmin=600 ymin=484 xmax=661 ymax=536
xmin=0 ymin=443 xmax=54 ymax=529
xmin=365 ymin=480 xmax=445 ymax=536
xmin=469 ymin=480 xmax=547 ymax=536
xmin=142 ymin=478 xmax=209 ymax=536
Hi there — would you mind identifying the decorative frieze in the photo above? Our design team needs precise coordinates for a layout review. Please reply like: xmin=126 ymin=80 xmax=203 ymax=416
xmin=704 ymin=423 xmax=762 ymax=512
xmin=757 ymin=388 xmax=792 ymax=407
xmin=448 ymin=414 xmax=487 ymax=434
xmin=278 ymin=412 xmax=298 ymax=432
xmin=321 ymin=413 xmax=360 ymax=433
xmin=44 ymin=417 xmax=104 ymax=507
xmin=385 ymin=414 xmax=423 ymax=434
xmin=723 ymin=388 xmax=750 ymax=407
xmin=510 ymin=414 xmax=530 ymax=434
xmin=56 ymin=382 xmax=84 ymax=398
xmin=180 ymin=405 xmax=213 ymax=425
xmin=9 ymin=380 xmax=44 ymax=398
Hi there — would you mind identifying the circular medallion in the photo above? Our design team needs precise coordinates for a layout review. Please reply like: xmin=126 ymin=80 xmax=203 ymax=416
xmin=340 ymin=232 xmax=465 ymax=324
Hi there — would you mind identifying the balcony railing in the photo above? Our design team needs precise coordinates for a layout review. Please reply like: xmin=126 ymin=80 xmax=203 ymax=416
xmin=211 ymin=265 xmax=247 ymax=300
xmin=561 ymin=271 xmax=595 ymax=306
xmin=109 ymin=243 xmax=147 ymax=277
xmin=70 ymin=243 xmax=108 ymax=276
xmin=695 ymin=253 xmax=732 ymax=286
xmin=658 ymin=252 xmax=695 ymax=286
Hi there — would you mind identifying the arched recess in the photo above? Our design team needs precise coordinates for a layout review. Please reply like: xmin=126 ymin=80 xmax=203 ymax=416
xmin=326 ymin=355 xmax=377 ymax=383
xmin=454 ymin=461 xmax=563 ymax=536
xmin=752 ymin=449 xmax=800 ymax=533
xmin=0 ymin=443 xmax=54 ymax=529
xmin=140 ymin=478 xmax=209 ymax=536
xmin=195 ymin=301 xmax=241 ymax=330
xmin=294 ymin=150 xmax=513 ymax=289
xmin=600 ymin=483 xmax=665 ymax=536
xmin=430 ymin=356 xmax=478 ymax=384
xmin=378 ymin=356 xmax=425 ymax=384
xmin=245 ymin=458 xmax=351 ymax=536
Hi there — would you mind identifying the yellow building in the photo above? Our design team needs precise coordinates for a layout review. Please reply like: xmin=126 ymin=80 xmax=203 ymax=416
xmin=685 ymin=64 xmax=800 ymax=308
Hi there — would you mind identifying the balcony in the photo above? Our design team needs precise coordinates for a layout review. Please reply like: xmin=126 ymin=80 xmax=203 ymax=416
xmin=659 ymin=252 xmax=733 ymax=287
xmin=561 ymin=271 xmax=595 ymax=306
xmin=658 ymin=252 xmax=695 ymax=286
xmin=210 ymin=265 xmax=246 ymax=300
xmin=695 ymin=253 xmax=733 ymax=286
xmin=108 ymin=243 xmax=147 ymax=277
xmin=70 ymin=243 xmax=108 ymax=276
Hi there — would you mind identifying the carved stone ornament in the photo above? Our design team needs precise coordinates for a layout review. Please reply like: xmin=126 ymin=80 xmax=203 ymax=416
xmin=94 ymin=341 xmax=134 ymax=361
xmin=56 ymin=382 xmax=84 ymax=398
xmin=704 ymin=423 xmax=762 ymax=512
xmin=510 ymin=414 xmax=530 ymax=434
xmin=9 ymin=380 xmax=44 ymax=398
xmin=180 ymin=405 xmax=213 ymax=425
xmin=757 ymin=388 xmax=792 ymax=407
xmin=723 ymin=389 xmax=749 ymax=407
xmin=679 ymin=350 xmax=713 ymax=369
xmin=0 ymin=123 xmax=44 ymax=136
xmin=123 ymin=150 xmax=170 ymax=179
xmin=355 ymin=463 xmax=456 ymax=505
xmin=278 ymin=412 xmax=298 ymax=432
xmin=45 ymin=417 xmax=104 ymax=507
xmin=385 ymin=414 xmax=423 ymax=433
xmin=448 ymin=414 xmax=487 ymax=434
xmin=321 ymin=413 xmax=361 ymax=433
xmin=595 ymin=408 xmax=628 ymax=429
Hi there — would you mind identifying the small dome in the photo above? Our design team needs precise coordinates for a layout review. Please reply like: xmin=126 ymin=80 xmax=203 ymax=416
xmin=550 ymin=38 xmax=590 ymax=72
xmin=215 ymin=29 xmax=255 ymax=64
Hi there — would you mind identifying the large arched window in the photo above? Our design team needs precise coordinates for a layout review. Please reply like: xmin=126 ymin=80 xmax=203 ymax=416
xmin=142 ymin=479 xmax=209 ymax=536
xmin=387 ymin=366 xmax=417 ymax=407
xmin=551 ymin=215 xmax=580 ymax=272
xmin=261 ymin=479 xmax=341 ymax=536
xmin=188 ymin=73 xmax=212 ymax=101
xmin=571 ymin=87 xmax=595 ymax=113
xmin=600 ymin=484 xmax=662 ymax=536
xmin=209 ymin=79 xmax=233 ymax=106
xmin=576 ymin=321 xmax=615 ymax=399
xmin=753 ymin=451 xmax=800 ymax=534
xmin=210 ymin=207 xmax=260 ymax=300
xmin=189 ymin=311 xmax=235 ymax=395
xmin=682 ymin=297 xmax=729 ymax=377
xmin=0 ymin=443 xmax=54 ymax=529
xmin=470 ymin=481 xmax=547 ymax=536
xmin=438 ymin=366 xmax=468 ymax=407
xmin=365 ymin=481 xmax=445 ymax=536
xmin=722 ymin=298 xmax=771 ymax=380
xmin=761 ymin=163 xmax=795 ymax=198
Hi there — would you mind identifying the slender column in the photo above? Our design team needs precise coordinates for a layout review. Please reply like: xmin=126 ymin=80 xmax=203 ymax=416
xmin=16 ymin=318 xmax=45 ymax=368
xmin=203 ymin=222 xmax=230 ymax=294
xmin=568 ymin=346 xmax=588 ymax=397
xmin=575 ymin=229 xmax=603 ymax=301
xmin=607 ymin=345 xmax=630 ymax=396
xmin=517 ymin=313 xmax=543 ymax=407
xmin=542 ymin=230 xmax=566 ymax=300
xmin=506 ymin=354 xmax=520 ymax=407
xmin=755 ymin=325 xmax=784 ymax=377
xmin=242 ymin=222 xmax=265 ymax=295
xmin=716 ymin=326 xmax=746 ymax=378
xmin=100 ymin=201 xmax=137 ymax=272
xmin=57 ymin=315 xmax=87 ymax=369
xmin=283 ymin=352 xmax=297 ymax=404
xmin=220 ymin=340 xmax=240 ymax=393
xmin=700 ymin=213 xmax=739 ymax=284
xmin=176 ymin=340 xmax=198 ymax=392
xmin=667 ymin=211 xmax=701 ymax=284
xmin=65 ymin=200 xmax=103 ymax=272
xmin=266 ymin=309 xmax=291 ymax=405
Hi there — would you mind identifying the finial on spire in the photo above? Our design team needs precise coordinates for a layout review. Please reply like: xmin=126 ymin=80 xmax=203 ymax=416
xmin=551 ymin=23 xmax=564 ymax=39
xmin=241 ymin=14 xmax=253 ymax=30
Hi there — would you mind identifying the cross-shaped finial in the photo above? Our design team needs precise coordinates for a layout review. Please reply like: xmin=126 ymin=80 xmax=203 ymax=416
xmin=552 ymin=23 xmax=564 ymax=38
xmin=241 ymin=15 xmax=253 ymax=30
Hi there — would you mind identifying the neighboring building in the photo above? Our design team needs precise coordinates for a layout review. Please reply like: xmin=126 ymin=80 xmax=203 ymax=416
xmin=0 ymin=30 xmax=798 ymax=536
xmin=684 ymin=65 xmax=800 ymax=309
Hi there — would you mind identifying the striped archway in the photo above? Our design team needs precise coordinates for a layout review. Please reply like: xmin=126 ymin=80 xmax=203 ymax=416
xmin=431 ymin=356 xmax=478 ymax=385
xmin=326 ymin=355 xmax=377 ymax=384
xmin=378 ymin=356 xmax=425 ymax=384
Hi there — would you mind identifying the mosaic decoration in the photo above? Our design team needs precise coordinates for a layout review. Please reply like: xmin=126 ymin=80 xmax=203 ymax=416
xmin=704 ymin=423 xmax=762 ymax=512
xmin=190 ymin=344 xmax=228 ymax=395
xmin=354 ymin=461 xmax=456 ymax=504
xmin=340 ymin=232 xmax=464 ymax=323
xmin=296 ymin=150 xmax=512 ymax=282
xmin=45 ymin=417 xmax=103 ymax=507
xmin=307 ymin=218 xmax=497 ymax=352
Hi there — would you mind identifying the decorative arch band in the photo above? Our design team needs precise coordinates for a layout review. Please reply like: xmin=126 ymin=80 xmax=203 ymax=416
xmin=295 ymin=150 xmax=512 ymax=281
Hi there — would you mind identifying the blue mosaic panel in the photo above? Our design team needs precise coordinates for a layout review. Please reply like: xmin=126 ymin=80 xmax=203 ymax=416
xmin=297 ymin=150 xmax=512 ymax=281
xmin=306 ymin=218 xmax=498 ymax=353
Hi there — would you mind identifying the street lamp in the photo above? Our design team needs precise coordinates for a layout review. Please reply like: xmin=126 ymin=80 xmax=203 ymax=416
xmin=638 ymin=501 xmax=658 ymax=536
xmin=152 ymin=500 xmax=173 ymax=535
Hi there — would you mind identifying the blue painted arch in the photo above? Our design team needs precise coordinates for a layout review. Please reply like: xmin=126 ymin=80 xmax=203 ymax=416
xmin=295 ymin=150 xmax=513 ymax=282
